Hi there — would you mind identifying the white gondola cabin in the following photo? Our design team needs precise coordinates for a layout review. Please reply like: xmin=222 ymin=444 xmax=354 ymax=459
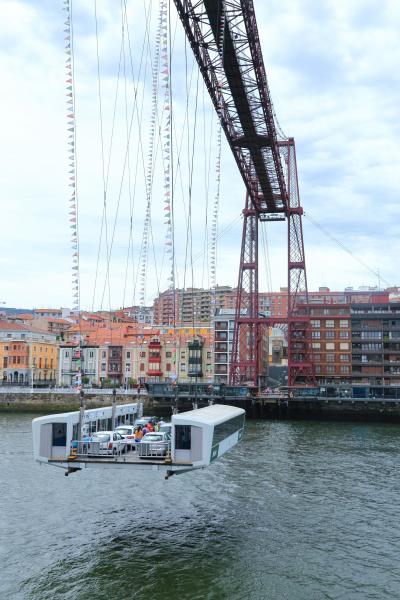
xmin=32 ymin=403 xmax=140 ymax=464
xmin=32 ymin=403 xmax=245 ymax=478
xmin=171 ymin=404 xmax=245 ymax=467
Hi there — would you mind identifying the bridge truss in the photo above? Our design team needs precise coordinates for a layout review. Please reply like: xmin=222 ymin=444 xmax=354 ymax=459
xmin=173 ymin=0 xmax=314 ymax=387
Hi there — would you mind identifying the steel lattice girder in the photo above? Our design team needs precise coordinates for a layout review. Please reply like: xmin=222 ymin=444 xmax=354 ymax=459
xmin=173 ymin=0 xmax=287 ymax=213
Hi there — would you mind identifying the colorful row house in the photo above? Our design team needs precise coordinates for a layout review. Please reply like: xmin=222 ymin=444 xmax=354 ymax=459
xmin=0 ymin=322 xmax=59 ymax=385
xmin=58 ymin=345 xmax=100 ymax=386
xmin=58 ymin=331 xmax=213 ymax=387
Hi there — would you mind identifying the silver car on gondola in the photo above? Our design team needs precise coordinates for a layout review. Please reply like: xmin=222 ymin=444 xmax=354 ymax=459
xmin=137 ymin=432 xmax=171 ymax=458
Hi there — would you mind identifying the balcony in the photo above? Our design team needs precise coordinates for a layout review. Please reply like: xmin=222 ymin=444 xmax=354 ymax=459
xmin=146 ymin=370 xmax=163 ymax=377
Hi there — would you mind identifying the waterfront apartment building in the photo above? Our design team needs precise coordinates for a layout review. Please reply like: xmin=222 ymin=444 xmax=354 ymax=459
xmin=351 ymin=303 xmax=400 ymax=387
xmin=1 ymin=340 xmax=58 ymax=385
xmin=212 ymin=308 xmax=269 ymax=384
xmin=127 ymin=333 xmax=213 ymax=384
xmin=59 ymin=345 xmax=100 ymax=387
xmin=308 ymin=300 xmax=400 ymax=388
xmin=259 ymin=287 xmax=391 ymax=321
xmin=309 ymin=304 xmax=352 ymax=385
xmin=0 ymin=321 xmax=58 ymax=385
xmin=213 ymin=309 xmax=235 ymax=383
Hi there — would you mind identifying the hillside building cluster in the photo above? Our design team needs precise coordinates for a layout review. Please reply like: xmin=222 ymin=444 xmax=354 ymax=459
xmin=1 ymin=284 xmax=400 ymax=388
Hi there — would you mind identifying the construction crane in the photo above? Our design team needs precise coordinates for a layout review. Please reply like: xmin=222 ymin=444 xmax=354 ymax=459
xmin=173 ymin=0 xmax=314 ymax=387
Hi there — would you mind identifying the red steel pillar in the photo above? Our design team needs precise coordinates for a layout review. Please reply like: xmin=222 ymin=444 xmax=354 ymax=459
xmin=230 ymin=193 xmax=264 ymax=387
xmin=282 ymin=138 xmax=314 ymax=386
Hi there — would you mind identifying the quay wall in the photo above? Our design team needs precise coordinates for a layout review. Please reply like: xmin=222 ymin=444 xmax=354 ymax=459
xmin=0 ymin=392 xmax=140 ymax=413
xmin=249 ymin=396 xmax=400 ymax=422
xmin=2 ymin=391 xmax=400 ymax=422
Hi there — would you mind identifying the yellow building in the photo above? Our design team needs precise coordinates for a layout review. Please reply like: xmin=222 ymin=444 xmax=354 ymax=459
xmin=30 ymin=342 xmax=58 ymax=384
xmin=0 ymin=322 xmax=59 ymax=385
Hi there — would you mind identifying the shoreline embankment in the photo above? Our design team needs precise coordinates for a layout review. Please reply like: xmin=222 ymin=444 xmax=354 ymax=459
xmin=2 ymin=390 xmax=400 ymax=422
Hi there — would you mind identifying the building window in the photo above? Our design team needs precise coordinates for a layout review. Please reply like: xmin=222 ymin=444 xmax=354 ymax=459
xmin=326 ymin=331 xmax=335 ymax=339
xmin=89 ymin=351 xmax=94 ymax=358
xmin=126 ymin=351 xmax=130 ymax=359
xmin=326 ymin=343 xmax=335 ymax=350
xmin=340 ymin=343 xmax=349 ymax=350
xmin=180 ymin=363 xmax=186 ymax=371
xmin=166 ymin=363 xmax=171 ymax=371
xmin=313 ymin=354 xmax=321 ymax=361
xmin=326 ymin=353 xmax=334 ymax=362
xmin=340 ymin=320 xmax=349 ymax=328
xmin=166 ymin=351 xmax=172 ymax=358
xmin=339 ymin=331 xmax=349 ymax=339
xmin=140 ymin=363 xmax=145 ymax=371
xmin=311 ymin=320 xmax=320 ymax=328
xmin=340 ymin=365 xmax=350 ymax=374
xmin=140 ymin=351 xmax=146 ymax=358
xmin=101 ymin=363 xmax=106 ymax=371
xmin=326 ymin=365 xmax=335 ymax=373
xmin=312 ymin=331 xmax=321 ymax=339
xmin=340 ymin=354 xmax=349 ymax=361
xmin=312 ymin=343 xmax=321 ymax=349
xmin=361 ymin=331 xmax=382 ymax=340
xmin=102 ymin=351 xmax=106 ymax=358
xmin=326 ymin=320 xmax=334 ymax=328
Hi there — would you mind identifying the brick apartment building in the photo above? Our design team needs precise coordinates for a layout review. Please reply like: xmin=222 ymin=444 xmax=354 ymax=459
xmin=309 ymin=303 xmax=351 ymax=385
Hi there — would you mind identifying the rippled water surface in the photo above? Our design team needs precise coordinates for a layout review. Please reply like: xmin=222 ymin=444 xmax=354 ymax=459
xmin=1 ymin=413 xmax=400 ymax=599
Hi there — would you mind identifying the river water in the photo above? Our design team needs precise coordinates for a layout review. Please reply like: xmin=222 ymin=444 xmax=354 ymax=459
xmin=1 ymin=412 xmax=400 ymax=599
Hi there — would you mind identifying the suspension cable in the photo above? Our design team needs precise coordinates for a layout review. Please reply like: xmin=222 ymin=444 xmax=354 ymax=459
xmin=304 ymin=212 xmax=391 ymax=287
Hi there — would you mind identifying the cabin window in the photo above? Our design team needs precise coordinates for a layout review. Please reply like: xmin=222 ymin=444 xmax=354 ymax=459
xmin=52 ymin=423 xmax=67 ymax=447
xmin=175 ymin=425 xmax=191 ymax=450
xmin=212 ymin=414 xmax=245 ymax=446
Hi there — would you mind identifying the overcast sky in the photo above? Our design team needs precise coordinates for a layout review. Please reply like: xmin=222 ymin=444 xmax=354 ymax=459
xmin=1 ymin=0 xmax=399 ymax=310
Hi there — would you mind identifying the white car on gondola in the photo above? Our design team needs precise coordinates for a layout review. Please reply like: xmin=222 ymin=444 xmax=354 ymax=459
xmin=88 ymin=431 xmax=127 ymax=455
xmin=115 ymin=425 xmax=137 ymax=447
